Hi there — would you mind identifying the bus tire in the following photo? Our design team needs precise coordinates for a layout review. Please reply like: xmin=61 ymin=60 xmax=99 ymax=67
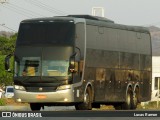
xmin=30 ymin=103 xmax=41 ymax=111
xmin=122 ymin=89 xmax=133 ymax=110
xmin=75 ymin=87 xmax=92 ymax=110
xmin=132 ymin=88 xmax=139 ymax=109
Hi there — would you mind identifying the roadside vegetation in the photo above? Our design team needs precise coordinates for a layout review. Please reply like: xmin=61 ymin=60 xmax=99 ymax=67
xmin=137 ymin=101 xmax=160 ymax=110
xmin=0 ymin=33 xmax=17 ymax=87
xmin=0 ymin=98 xmax=6 ymax=106
xmin=0 ymin=98 xmax=29 ymax=106
xmin=98 ymin=101 xmax=160 ymax=110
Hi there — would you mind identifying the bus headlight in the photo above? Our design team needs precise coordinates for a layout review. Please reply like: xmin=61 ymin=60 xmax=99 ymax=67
xmin=57 ymin=85 xmax=71 ymax=90
xmin=14 ymin=85 xmax=26 ymax=91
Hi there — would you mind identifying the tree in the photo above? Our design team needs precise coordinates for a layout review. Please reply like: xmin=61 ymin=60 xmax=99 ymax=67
xmin=0 ymin=33 xmax=17 ymax=86
xmin=0 ymin=36 xmax=8 ymax=55
xmin=0 ymin=33 xmax=17 ymax=55
xmin=0 ymin=56 xmax=13 ymax=86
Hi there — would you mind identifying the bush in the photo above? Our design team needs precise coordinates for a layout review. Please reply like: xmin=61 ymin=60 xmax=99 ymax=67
xmin=0 ymin=98 xmax=6 ymax=106
xmin=0 ymin=34 xmax=16 ymax=86
xmin=0 ymin=55 xmax=14 ymax=86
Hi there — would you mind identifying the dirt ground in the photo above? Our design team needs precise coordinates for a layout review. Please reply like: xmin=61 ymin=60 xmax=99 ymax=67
xmin=4 ymin=98 xmax=29 ymax=106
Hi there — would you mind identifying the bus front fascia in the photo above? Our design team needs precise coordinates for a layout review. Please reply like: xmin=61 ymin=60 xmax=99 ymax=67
xmin=14 ymin=19 xmax=87 ymax=103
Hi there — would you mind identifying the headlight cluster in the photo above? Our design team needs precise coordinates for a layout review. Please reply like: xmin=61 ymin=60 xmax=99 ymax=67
xmin=57 ymin=85 xmax=71 ymax=90
xmin=14 ymin=85 xmax=26 ymax=91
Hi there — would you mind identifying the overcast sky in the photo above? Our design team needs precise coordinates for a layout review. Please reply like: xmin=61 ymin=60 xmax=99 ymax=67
xmin=0 ymin=0 xmax=160 ymax=32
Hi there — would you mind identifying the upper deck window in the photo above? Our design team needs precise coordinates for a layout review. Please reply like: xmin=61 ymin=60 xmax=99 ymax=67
xmin=17 ymin=21 xmax=75 ymax=46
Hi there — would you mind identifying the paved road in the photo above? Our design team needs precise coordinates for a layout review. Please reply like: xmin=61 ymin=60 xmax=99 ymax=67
xmin=0 ymin=105 xmax=115 ymax=111
xmin=0 ymin=105 xmax=160 ymax=111
xmin=0 ymin=105 xmax=75 ymax=111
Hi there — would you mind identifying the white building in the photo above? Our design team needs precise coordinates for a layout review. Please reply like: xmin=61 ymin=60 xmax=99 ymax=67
xmin=152 ymin=56 xmax=160 ymax=101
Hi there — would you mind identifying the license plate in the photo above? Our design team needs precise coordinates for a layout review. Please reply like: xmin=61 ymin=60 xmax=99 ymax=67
xmin=36 ymin=95 xmax=47 ymax=99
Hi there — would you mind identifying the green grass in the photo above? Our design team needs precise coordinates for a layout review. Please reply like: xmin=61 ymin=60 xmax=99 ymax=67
xmin=0 ymin=98 xmax=6 ymax=106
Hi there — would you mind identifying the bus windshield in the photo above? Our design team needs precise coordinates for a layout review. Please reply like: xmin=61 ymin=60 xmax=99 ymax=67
xmin=17 ymin=21 xmax=75 ymax=46
xmin=42 ymin=60 xmax=70 ymax=76
xmin=15 ymin=57 xmax=71 ymax=77
xmin=16 ymin=57 xmax=41 ymax=76
xmin=14 ymin=46 xmax=73 ymax=77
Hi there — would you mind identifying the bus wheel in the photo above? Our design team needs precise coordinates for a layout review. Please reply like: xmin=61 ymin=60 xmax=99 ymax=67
xmin=75 ymin=87 xmax=92 ymax=110
xmin=132 ymin=88 xmax=139 ymax=109
xmin=30 ymin=103 xmax=41 ymax=111
xmin=122 ymin=89 xmax=133 ymax=110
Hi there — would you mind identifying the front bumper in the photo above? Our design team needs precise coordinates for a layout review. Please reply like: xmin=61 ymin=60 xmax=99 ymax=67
xmin=14 ymin=88 xmax=74 ymax=103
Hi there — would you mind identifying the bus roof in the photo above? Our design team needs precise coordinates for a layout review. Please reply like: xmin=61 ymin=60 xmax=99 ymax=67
xmin=21 ymin=15 xmax=150 ymax=34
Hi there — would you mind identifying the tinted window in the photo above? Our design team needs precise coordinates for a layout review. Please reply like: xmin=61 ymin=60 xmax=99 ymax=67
xmin=7 ymin=88 xmax=14 ymax=92
xmin=17 ymin=22 xmax=75 ymax=46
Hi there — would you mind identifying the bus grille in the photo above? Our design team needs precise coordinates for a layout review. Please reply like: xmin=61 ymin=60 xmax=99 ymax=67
xmin=25 ymin=87 xmax=57 ymax=92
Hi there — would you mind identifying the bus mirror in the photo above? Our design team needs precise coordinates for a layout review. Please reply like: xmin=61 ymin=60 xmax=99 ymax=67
xmin=69 ymin=58 xmax=76 ymax=73
xmin=69 ymin=61 xmax=78 ymax=73
xmin=69 ymin=52 xmax=77 ymax=73
xmin=5 ymin=54 xmax=12 ymax=72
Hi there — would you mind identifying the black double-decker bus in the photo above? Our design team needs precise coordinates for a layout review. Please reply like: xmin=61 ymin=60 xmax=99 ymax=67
xmin=5 ymin=15 xmax=152 ymax=110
